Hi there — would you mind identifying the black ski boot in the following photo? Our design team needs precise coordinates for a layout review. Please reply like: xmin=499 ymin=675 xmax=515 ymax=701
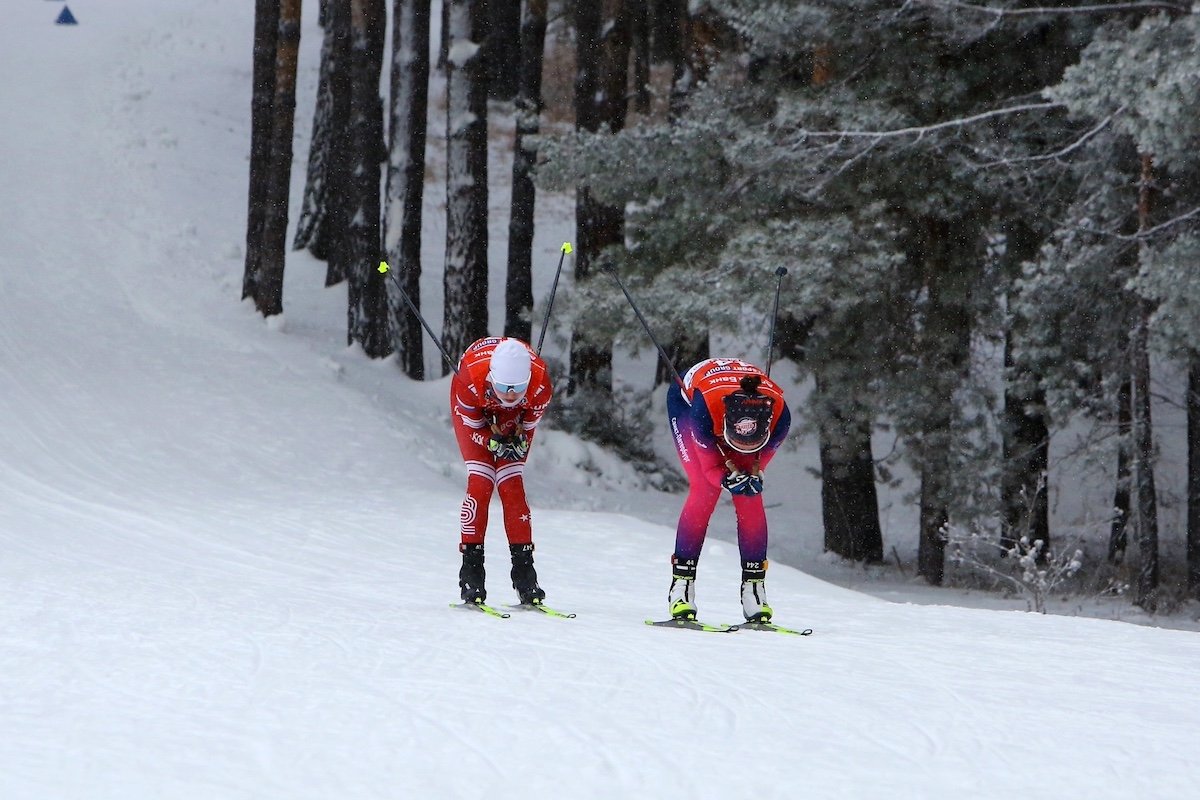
xmin=510 ymin=543 xmax=546 ymax=605
xmin=459 ymin=543 xmax=486 ymax=603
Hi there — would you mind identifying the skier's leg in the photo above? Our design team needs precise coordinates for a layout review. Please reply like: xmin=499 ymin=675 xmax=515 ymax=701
xmin=454 ymin=416 xmax=498 ymax=542
xmin=668 ymin=383 xmax=722 ymax=560
xmin=495 ymin=461 xmax=532 ymax=545
xmin=731 ymin=493 xmax=768 ymax=564
xmin=460 ymin=469 xmax=495 ymax=545
xmin=667 ymin=384 xmax=723 ymax=618
xmin=675 ymin=481 xmax=721 ymax=560
xmin=724 ymin=425 xmax=783 ymax=621
xmin=495 ymin=461 xmax=545 ymax=602
xmin=732 ymin=493 xmax=772 ymax=621
xmin=454 ymin=418 xmax=497 ymax=602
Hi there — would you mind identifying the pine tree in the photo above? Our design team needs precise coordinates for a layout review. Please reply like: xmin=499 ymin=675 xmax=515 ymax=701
xmin=385 ymin=0 xmax=432 ymax=378
xmin=541 ymin=0 xmax=1108 ymax=577
xmin=570 ymin=0 xmax=631 ymax=395
xmin=1040 ymin=9 xmax=1200 ymax=607
xmin=504 ymin=0 xmax=549 ymax=344
xmin=293 ymin=1 xmax=334 ymax=260
xmin=245 ymin=0 xmax=302 ymax=318
xmin=488 ymin=0 xmax=521 ymax=100
xmin=300 ymin=0 xmax=354 ymax=288
xmin=344 ymin=0 xmax=390 ymax=357
xmin=242 ymin=0 xmax=280 ymax=307
xmin=441 ymin=0 xmax=490 ymax=368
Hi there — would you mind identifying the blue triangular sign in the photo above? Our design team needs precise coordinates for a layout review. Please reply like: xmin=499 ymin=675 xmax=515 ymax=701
xmin=56 ymin=6 xmax=78 ymax=25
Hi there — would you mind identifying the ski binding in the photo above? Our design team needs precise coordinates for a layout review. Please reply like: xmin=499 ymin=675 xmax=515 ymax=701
xmin=646 ymin=617 xmax=738 ymax=633
xmin=733 ymin=620 xmax=813 ymax=636
xmin=506 ymin=601 xmax=576 ymax=618
xmin=450 ymin=601 xmax=511 ymax=618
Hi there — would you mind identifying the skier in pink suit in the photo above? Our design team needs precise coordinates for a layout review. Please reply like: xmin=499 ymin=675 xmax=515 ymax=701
xmin=665 ymin=357 xmax=790 ymax=622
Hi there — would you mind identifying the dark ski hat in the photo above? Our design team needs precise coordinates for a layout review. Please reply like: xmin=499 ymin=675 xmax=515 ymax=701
xmin=722 ymin=386 xmax=775 ymax=453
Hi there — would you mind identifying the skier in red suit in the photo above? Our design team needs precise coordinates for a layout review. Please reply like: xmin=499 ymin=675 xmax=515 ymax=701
xmin=450 ymin=337 xmax=553 ymax=606
xmin=666 ymin=357 xmax=790 ymax=622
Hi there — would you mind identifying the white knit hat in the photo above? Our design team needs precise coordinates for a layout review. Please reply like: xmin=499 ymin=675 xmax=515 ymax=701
xmin=489 ymin=339 xmax=532 ymax=387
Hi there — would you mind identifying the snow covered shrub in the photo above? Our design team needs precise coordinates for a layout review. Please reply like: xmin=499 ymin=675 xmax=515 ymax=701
xmin=947 ymin=525 xmax=1084 ymax=614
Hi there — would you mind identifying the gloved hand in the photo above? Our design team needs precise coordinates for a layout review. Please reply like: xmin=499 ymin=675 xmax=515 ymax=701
xmin=505 ymin=433 xmax=530 ymax=460
xmin=721 ymin=470 xmax=752 ymax=495
xmin=722 ymin=470 xmax=764 ymax=496
xmin=488 ymin=432 xmax=529 ymax=461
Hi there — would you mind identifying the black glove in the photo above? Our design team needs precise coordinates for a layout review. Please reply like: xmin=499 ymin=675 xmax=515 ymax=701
xmin=506 ymin=433 xmax=530 ymax=460
xmin=488 ymin=432 xmax=529 ymax=461
xmin=743 ymin=474 xmax=764 ymax=496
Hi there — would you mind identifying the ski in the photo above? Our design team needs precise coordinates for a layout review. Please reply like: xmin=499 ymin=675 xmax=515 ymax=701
xmin=645 ymin=618 xmax=739 ymax=633
xmin=732 ymin=620 xmax=813 ymax=636
xmin=450 ymin=601 xmax=511 ymax=618
xmin=506 ymin=601 xmax=577 ymax=618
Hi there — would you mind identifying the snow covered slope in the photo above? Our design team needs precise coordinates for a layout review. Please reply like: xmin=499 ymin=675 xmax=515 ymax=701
xmin=1 ymin=2 xmax=1199 ymax=798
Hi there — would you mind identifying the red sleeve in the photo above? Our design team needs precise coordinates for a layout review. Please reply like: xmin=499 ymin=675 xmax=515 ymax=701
xmin=450 ymin=355 xmax=490 ymax=432
xmin=518 ymin=359 xmax=553 ymax=442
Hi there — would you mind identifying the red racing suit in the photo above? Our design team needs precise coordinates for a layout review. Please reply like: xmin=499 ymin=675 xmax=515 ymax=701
xmin=450 ymin=337 xmax=553 ymax=547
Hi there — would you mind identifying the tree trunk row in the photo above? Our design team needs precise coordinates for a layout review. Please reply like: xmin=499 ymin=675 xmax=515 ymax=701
xmin=243 ymin=0 xmax=301 ymax=318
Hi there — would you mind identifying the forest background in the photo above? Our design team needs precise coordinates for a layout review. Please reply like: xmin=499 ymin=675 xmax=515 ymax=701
xmin=243 ymin=0 xmax=1200 ymax=621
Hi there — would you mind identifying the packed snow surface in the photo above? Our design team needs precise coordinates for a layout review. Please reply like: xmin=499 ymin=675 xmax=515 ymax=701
xmin=1 ymin=2 xmax=1198 ymax=798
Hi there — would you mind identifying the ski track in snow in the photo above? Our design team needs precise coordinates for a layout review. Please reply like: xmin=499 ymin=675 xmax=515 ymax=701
xmin=3 ymin=1 xmax=1200 ymax=798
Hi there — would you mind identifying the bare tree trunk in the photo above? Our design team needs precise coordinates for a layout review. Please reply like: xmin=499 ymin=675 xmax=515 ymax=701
xmin=439 ymin=0 xmax=449 ymax=71
xmin=815 ymin=374 xmax=884 ymax=562
xmin=914 ymin=217 xmax=973 ymax=586
xmin=293 ymin=7 xmax=338 ymax=260
xmin=1188 ymin=362 xmax=1200 ymax=597
xmin=630 ymin=0 xmax=651 ymax=114
xmin=571 ymin=0 xmax=629 ymax=394
xmin=441 ymin=0 xmax=490 ymax=369
xmin=322 ymin=0 xmax=354 ymax=287
xmin=1131 ymin=312 xmax=1158 ymax=609
xmin=1109 ymin=373 xmax=1132 ymax=562
xmin=504 ymin=0 xmax=548 ymax=344
xmin=668 ymin=0 xmax=693 ymax=117
xmin=917 ymin=467 xmax=950 ymax=583
xmin=596 ymin=0 xmax=631 ymax=128
xmin=255 ymin=0 xmax=302 ymax=317
xmin=1133 ymin=152 xmax=1158 ymax=611
xmin=649 ymin=0 xmax=681 ymax=64
xmin=488 ymin=0 xmax=521 ymax=100
xmin=345 ymin=0 xmax=391 ymax=357
xmin=1001 ymin=334 xmax=1050 ymax=555
xmin=385 ymin=0 xmax=432 ymax=379
xmin=656 ymin=0 xmax=711 ymax=369
xmin=243 ymin=0 xmax=280 ymax=305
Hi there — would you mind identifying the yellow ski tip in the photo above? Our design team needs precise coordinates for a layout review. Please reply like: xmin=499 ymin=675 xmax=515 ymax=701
xmin=378 ymin=261 xmax=390 ymax=273
xmin=561 ymin=242 xmax=573 ymax=254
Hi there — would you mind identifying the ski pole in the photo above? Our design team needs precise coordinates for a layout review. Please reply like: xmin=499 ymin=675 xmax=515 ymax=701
xmin=765 ymin=266 xmax=788 ymax=378
xmin=535 ymin=242 xmax=572 ymax=355
xmin=378 ymin=261 xmax=459 ymax=375
xmin=600 ymin=262 xmax=685 ymax=389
